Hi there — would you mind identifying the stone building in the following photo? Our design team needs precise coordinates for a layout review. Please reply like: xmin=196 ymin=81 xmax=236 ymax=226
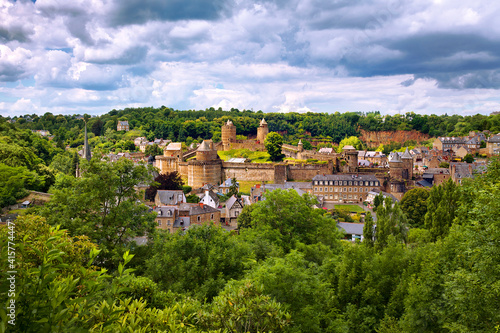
xmin=487 ymin=134 xmax=500 ymax=156
xmin=257 ymin=118 xmax=269 ymax=143
xmin=341 ymin=145 xmax=358 ymax=173
xmin=187 ymin=140 xmax=223 ymax=189
xmin=117 ymin=121 xmax=129 ymax=131
xmin=312 ymin=174 xmax=380 ymax=203
xmin=221 ymin=119 xmax=237 ymax=151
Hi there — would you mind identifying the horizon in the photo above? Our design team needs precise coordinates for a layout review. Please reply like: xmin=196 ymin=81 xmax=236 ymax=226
xmin=1 ymin=0 xmax=500 ymax=117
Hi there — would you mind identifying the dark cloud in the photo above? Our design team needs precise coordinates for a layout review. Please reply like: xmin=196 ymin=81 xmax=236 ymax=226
xmin=88 ymin=46 xmax=149 ymax=65
xmin=416 ymin=70 xmax=500 ymax=89
xmin=0 ymin=63 xmax=28 ymax=82
xmin=109 ymin=0 xmax=231 ymax=26
xmin=0 ymin=24 xmax=32 ymax=43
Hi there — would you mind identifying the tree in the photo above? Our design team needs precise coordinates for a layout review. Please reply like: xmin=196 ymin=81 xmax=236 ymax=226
xmin=363 ymin=212 xmax=374 ymax=247
xmin=424 ymin=178 xmax=459 ymax=241
xmin=228 ymin=177 xmax=239 ymax=196
xmin=463 ymin=153 xmax=474 ymax=163
xmin=400 ymin=188 xmax=430 ymax=228
xmin=91 ymin=118 xmax=104 ymax=136
xmin=144 ymin=143 xmax=162 ymax=156
xmin=337 ymin=136 xmax=364 ymax=153
xmin=439 ymin=162 xmax=450 ymax=168
xmin=373 ymin=192 xmax=384 ymax=209
xmin=145 ymin=171 xmax=184 ymax=201
xmin=237 ymin=204 xmax=256 ymax=229
xmin=0 ymin=163 xmax=45 ymax=208
xmin=375 ymin=197 xmax=409 ymax=250
xmin=264 ymin=132 xmax=284 ymax=161
xmin=39 ymin=158 xmax=157 ymax=267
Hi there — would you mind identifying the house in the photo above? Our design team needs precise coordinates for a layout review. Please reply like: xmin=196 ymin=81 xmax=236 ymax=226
xmin=154 ymin=190 xmax=186 ymax=206
xmin=219 ymin=178 xmax=239 ymax=195
xmin=225 ymin=195 xmax=244 ymax=226
xmin=154 ymin=206 xmax=178 ymax=233
xmin=450 ymin=162 xmax=487 ymax=184
xmin=134 ymin=137 xmax=147 ymax=146
xmin=366 ymin=189 xmax=398 ymax=205
xmin=433 ymin=137 xmax=466 ymax=152
xmin=199 ymin=190 xmax=220 ymax=209
xmin=117 ymin=121 xmax=130 ymax=131
xmin=337 ymin=222 xmax=365 ymax=242
xmin=312 ymin=174 xmax=381 ymax=203
xmin=487 ymin=134 xmax=500 ymax=156
xmin=421 ymin=168 xmax=450 ymax=186
xmin=179 ymin=203 xmax=221 ymax=226
xmin=456 ymin=146 xmax=472 ymax=159
xmin=465 ymin=136 xmax=480 ymax=152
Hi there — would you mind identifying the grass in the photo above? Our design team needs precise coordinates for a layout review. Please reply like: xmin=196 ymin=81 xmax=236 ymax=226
xmin=237 ymin=181 xmax=262 ymax=194
xmin=218 ymin=149 xmax=273 ymax=163
xmin=334 ymin=204 xmax=365 ymax=213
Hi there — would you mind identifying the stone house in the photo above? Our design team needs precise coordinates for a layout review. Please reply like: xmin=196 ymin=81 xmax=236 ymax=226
xmin=312 ymin=174 xmax=380 ymax=203
xmin=487 ymin=134 xmax=500 ymax=156
xmin=154 ymin=206 xmax=178 ymax=233
xmin=117 ymin=121 xmax=130 ymax=131
xmin=179 ymin=203 xmax=221 ymax=226
xmin=219 ymin=178 xmax=239 ymax=195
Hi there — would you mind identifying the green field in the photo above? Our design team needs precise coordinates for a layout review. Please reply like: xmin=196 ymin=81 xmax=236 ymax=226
xmin=334 ymin=204 xmax=365 ymax=212
xmin=218 ymin=149 xmax=272 ymax=163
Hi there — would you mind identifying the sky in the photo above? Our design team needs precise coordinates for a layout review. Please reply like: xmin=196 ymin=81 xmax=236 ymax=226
xmin=1 ymin=0 xmax=500 ymax=117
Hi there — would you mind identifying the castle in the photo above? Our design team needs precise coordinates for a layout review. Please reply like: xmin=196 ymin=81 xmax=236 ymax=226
xmin=156 ymin=119 xmax=334 ymax=188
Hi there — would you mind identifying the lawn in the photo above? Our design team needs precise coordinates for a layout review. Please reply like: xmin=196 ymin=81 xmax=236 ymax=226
xmin=218 ymin=149 xmax=272 ymax=163
xmin=334 ymin=204 xmax=365 ymax=213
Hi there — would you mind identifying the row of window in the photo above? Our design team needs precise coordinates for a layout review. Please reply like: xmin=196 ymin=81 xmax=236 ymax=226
xmin=314 ymin=180 xmax=379 ymax=186
xmin=324 ymin=194 xmax=359 ymax=200
xmin=157 ymin=214 xmax=215 ymax=227
xmin=315 ymin=187 xmax=370 ymax=193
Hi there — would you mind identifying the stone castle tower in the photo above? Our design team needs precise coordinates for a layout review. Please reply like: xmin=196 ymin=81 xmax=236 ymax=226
xmin=389 ymin=149 xmax=413 ymax=180
xmin=257 ymin=118 xmax=269 ymax=143
xmin=187 ymin=140 xmax=223 ymax=188
xmin=342 ymin=145 xmax=358 ymax=173
xmin=221 ymin=119 xmax=236 ymax=151
xmin=401 ymin=148 xmax=414 ymax=180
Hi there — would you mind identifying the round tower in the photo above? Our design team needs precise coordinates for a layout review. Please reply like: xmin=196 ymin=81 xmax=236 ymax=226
xmin=401 ymin=148 xmax=414 ymax=180
xmin=221 ymin=119 xmax=236 ymax=151
xmin=188 ymin=140 xmax=222 ymax=188
xmin=298 ymin=139 xmax=304 ymax=152
xmin=257 ymin=118 xmax=269 ymax=143
xmin=389 ymin=152 xmax=404 ymax=180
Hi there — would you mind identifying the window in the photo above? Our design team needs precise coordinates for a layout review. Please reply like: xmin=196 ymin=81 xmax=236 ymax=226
xmin=354 ymin=181 xmax=357 ymax=186
xmin=343 ymin=194 xmax=347 ymax=199
xmin=330 ymin=187 xmax=333 ymax=192
xmin=348 ymin=195 xmax=352 ymax=199
xmin=314 ymin=181 xmax=318 ymax=185
xmin=334 ymin=194 xmax=338 ymax=199
xmin=354 ymin=195 xmax=358 ymax=199
xmin=319 ymin=181 xmax=323 ymax=185
xmin=344 ymin=187 xmax=347 ymax=192
xmin=334 ymin=187 xmax=338 ymax=192
xmin=330 ymin=181 xmax=333 ymax=185
xmin=349 ymin=181 xmax=352 ymax=186
xmin=157 ymin=220 xmax=162 ymax=227
xmin=197 ymin=216 xmax=201 ymax=222
xmin=329 ymin=194 xmax=333 ymax=199
xmin=354 ymin=187 xmax=357 ymax=192
xmin=167 ymin=220 xmax=171 ymax=226
xmin=235 ymin=211 xmax=239 ymax=217
xmin=348 ymin=187 xmax=352 ymax=192
xmin=211 ymin=214 xmax=214 ymax=220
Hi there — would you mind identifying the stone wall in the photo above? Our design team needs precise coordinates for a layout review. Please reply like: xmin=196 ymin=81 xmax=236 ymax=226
xmin=287 ymin=162 xmax=333 ymax=181
xmin=224 ymin=140 xmax=266 ymax=151
xmin=222 ymin=162 xmax=275 ymax=182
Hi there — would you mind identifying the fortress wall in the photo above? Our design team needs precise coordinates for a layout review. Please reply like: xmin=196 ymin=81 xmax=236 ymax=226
xmin=287 ymin=163 xmax=333 ymax=181
xmin=222 ymin=162 xmax=275 ymax=182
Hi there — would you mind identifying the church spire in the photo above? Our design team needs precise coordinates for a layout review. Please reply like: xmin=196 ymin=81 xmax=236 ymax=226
xmin=82 ymin=121 xmax=91 ymax=161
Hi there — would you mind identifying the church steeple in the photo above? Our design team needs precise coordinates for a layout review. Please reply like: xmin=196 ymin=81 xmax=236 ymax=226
xmin=82 ymin=121 xmax=91 ymax=161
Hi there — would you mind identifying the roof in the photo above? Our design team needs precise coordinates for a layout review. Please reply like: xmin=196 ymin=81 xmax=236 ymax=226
xmin=318 ymin=147 xmax=334 ymax=153
xmin=173 ymin=216 xmax=190 ymax=228
xmin=165 ymin=142 xmax=182 ymax=151
xmin=416 ymin=180 xmax=433 ymax=187
xmin=226 ymin=195 xmax=244 ymax=210
xmin=342 ymin=145 xmax=356 ymax=150
xmin=488 ymin=135 xmax=500 ymax=143
xmin=221 ymin=178 xmax=239 ymax=187
xmin=154 ymin=206 xmax=177 ymax=217
xmin=201 ymin=190 xmax=219 ymax=203
xmin=438 ymin=137 xmax=466 ymax=144
xmin=260 ymin=118 xmax=267 ymax=126
xmin=226 ymin=119 xmax=234 ymax=126
xmin=227 ymin=158 xmax=247 ymax=163
xmin=118 ymin=121 xmax=129 ymax=125
xmin=389 ymin=152 xmax=402 ymax=163
xmin=337 ymin=222 xmax=364 ymax=235
xmin=179 ymin=203 xmax=220 ymax=215
xmin=425 ymin=168 xmax=450 ymax=175
xmin=313 ymin=174 xmax=379 ymax=181
xmin=197 ymin=140 xmax=212 ymax=151
xmin=401 ymin=148 xmax=412 ymax=159
xmin=156 ymin=190 xmax=185 ymax=205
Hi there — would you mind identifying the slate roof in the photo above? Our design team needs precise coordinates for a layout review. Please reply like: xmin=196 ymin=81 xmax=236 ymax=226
xmin=118 ymin=121 xmax=129 ymax=125
xmin=178 ymin=203 xmax=220 ymax=215
xmin=489 ymin=135 xmax=500 ymax=143
xmin=156 ymin=190 xmax=185 ymax=205
xmin=154 ymin=206 xmax=177 ymax=217
xmin=401 ymin=148 xmax=412 ymax=159
xmin=260 ymin=118 xmax=267 ymax=126
xmin=173 ymin=216 xmax=190 ymax=228
xmin=388 ymin=152 xmax=402 ymax=163
xmin=337 ymin=222 xmax=364 ymax=236
xmin=225 ymin=195 xmax=244 ymax=210
xmin=313 ymin=174 xmax=379 ymax=181
xmin=417 ymin=180 xmax=433 ymax=187
xmin=319 ymin=147 xmax=334 ymax=154
xmin=200 ymin=191 xmax=219 ymax=204
xmin=165 ymin=142 xmax=182 ymax=151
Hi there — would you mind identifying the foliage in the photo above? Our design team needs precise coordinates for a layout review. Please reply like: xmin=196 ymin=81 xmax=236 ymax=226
xmin=463 ymin=153 xmax=474 ymax=163
xmin=337 ymin=136 xmax=364 ymax=153
xmin=228 ymin=177 xmax=239 ymax=196
xmin=424 ymin=178 xmax=459 ymax=241
xmin=375 ymin=197 xmax=409 ymax=250
xmin=145 ymin=225 xmax=254 ymax=300
xmin=363 ymin=212 xmax=374 ymax=247
xmin=145 ymin=171 xmax=184 ymax=201
xmin=400 ymin=188 xmax=429 ymax=228
xmin=264 ymin=132 xmax=284 ymax=162
xmin=186 ymin=194 xmax=200 ymax=203
xmin=38 ymin=158 xmax=156 ymax=268
xmin=144 ymin=143 xmax=162 ymax=156
xmin=0 ymin=163 xmax=45 ymax=208
xmin=200 ymin=280 xmax=291 ymax=332
xmin=439 ymin=161 xmax=450 ymax=168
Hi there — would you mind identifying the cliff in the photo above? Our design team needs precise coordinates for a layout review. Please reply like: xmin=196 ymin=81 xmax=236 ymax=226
xmin=360 ymin=129 xmax=430 ymax=148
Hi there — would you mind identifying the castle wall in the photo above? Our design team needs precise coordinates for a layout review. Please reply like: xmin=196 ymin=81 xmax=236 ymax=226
xmin=188 ymin=160 xmax=223 ymax=188
xmin=224 ymin=141 xmax=266 ymax=151
xmin=222 ymin=162 xmax=275 ymax=182
xmin=156 ymin=157 xmax=180 ymax=173
xmin=287 ymin=162 xmax=334 ymax=181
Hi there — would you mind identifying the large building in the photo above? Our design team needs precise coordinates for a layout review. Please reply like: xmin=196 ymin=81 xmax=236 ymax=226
xmin=221 ymin=119 xmax=237 ymax=151
xmin=117 ymin=121 xmax=130 ymax=131
xmin=312 ymin=174 xmax=380 ymax=203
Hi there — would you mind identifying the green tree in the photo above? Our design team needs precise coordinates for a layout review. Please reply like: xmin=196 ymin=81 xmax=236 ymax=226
xmin=144 ymin=143 xmax=162 ymax=156
xmin=375 ymin=197 xmax=409 ymax=250
xmin=228 ymin=177 xmax=239 ymax=196
xmin=373 ymin=192 xmax=384 ymax=209
xmin=337 ymin=136 xmax=364 ymax=153
xmin=264 ymin=132 xmax=284 ymax=161
xmin=363 ymin=212 xmax=374 ymax=247
xmin=145 ymin=171 xmax=184 ymax=201
xmin=439 ymin=162 xmax=450 ymax=168
xmin=237 ymin=204 xmax=256 ymax=229
xmin=463 ymin=153 xmax=474 ymax=163
xmin=400 ymin=188 xmax=430 ymax=228
xmin=0 ymin=163 xmax=45 ymax=208
xmin=39 ymin=158 xmax=156 ymax=267
xmin=424 ymin=178 xmax=459 ymax=241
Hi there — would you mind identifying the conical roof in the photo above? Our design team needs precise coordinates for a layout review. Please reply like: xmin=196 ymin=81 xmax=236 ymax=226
xmin=197 ymin=140 xmax=211 ymax=151
xmin=389 ymin=152 xmax=402 ymax=163
xmin=401 ymin=148 xmax=412 ymax=159
xmin=298 ymin=139 xmax=303 ymax=145
xmin=226 ymin=119 xmax=233 ymax=126
xmin=260 ymin=118 xmax=267 ymax=126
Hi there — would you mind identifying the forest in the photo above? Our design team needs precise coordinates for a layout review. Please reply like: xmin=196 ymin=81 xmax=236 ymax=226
xmin=0 ymin=110 xmax=500 ymax=332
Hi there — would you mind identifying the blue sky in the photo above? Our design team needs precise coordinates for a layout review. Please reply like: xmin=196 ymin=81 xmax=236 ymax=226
xmin=1 ymin=0 xmax=500 ymax=116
